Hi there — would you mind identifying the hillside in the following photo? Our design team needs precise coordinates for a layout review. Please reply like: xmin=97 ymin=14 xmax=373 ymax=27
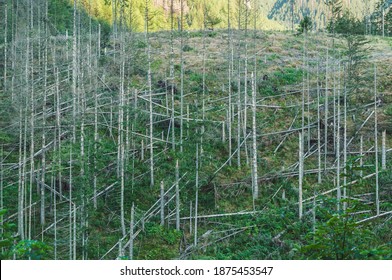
xmin=72 ymin=0 xmax=380 ymax=31
xmin=0 ymin=0 xmax=392 ymax=260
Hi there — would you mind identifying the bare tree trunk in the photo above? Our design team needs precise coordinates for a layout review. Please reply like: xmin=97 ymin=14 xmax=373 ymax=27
xmin=28 ymin=0 xmax=34 ymax=240
xmin=131 ymin=138 xmax=136 ymax=194
xmin=194 ymin=144 xmax=199 ymax=246
xmin=227 ymin=0 xmax=232 ymax=165
xmin=66 ymin=29 xmax=70 ymax=80
xmin=201 ymin=4 xmax=206 ymax=152
xmin=299 ymin=132 xmax=304 ymax=219
xmin=98 ymin=24 xmax=101 ymax=58
xmin=141 ymin=139 xmax=144 ymax=161
xmin=175 ymin=160 xmax=180 ymax=230
xmin=93 ymin=58 xmax=98 ymax=209
xmin=243 ymin=7 xmax=249 ymax=165
xmin=129 ymin=203 xmax=134 ymax=260
xmin=41 ymin=62 xmax=46 ymax=226
xmin=11 ymin=0 xmax=18 ymax=102
xmin=145 ymin=0 xmax=154 ymax=187
xmin=382 ymin=9 xmax=385 ymax=37
xmin=73 ymin=204 xmax=76 ymax=260
xmin=72 ymin=0 xmax=78 ymax=143
xmin=112 ymin=0 xmax=117 ymax=38
xmin=23 ymin=105 xmax=28 ymax=239
xmin=180 ymin=0 xmax=184 ymax=153
xmin=374 ymin=65 xmax=379 ymax=216
xmin=53 ymin=173 xmax=57 ymax=259
xmin=317 ymin=63 xmax=322 ymax=184
xmin=160 ymin=181 xmax=165 ymax=226
xmin=306 ymin=47 xmax=311 ymax=152
xmin=336 ymin=62 xmax=341 ymax=212
xmin=251 ymin=72 xmax=258 ymax=200
xmin=119 ymin=57 xmax=126 ymax=236
xmin=360 ymin=135 xmax=364 ymax=178
xmin=291 ymin=0 xmax=294 ymax=32
xmin=186 ymin=104 xmax=190 ymax=139
xmin=17 ymin=11 xmax=25 ymax=241
xmin=333 ymin=62 xmax=337 ymax=154
xmin=15 ymin=86 xmax=27 ymax=241
xmin=298 ymin=26 xmax=305 ymax=218
xmin=237 ymin=62 xmax=241 ymax=167
xmin=170 ymin=0 xmax=175 ymax=151
xmin=324 ymin=48 xmax=329 ymax=171
xmin=0 ymin=146 xmax=3 ymax=245
xmin=222 ymin=121 xmax=226 ymax=142
xmin=79 ymin=51 xmax=86 ymax=261
xmin=40 ymin=0 xmax=49 ymax=230
xmin=69 ymin=148 xmax=73 ymax=259
xmin=343 ymin=75 xmax=348 ymax=211
xmin=382 ymin=130 xmax=386 ymax=170
xmin=301 ymin=31 xmax=306 ymax=151
xmin=54 ymin=55 xmax=62 ymax=200
xmin=110 ymin=97 xmax=113 ymax=139
xmin=3 ymin=1 xmax=7 ymax=98
xmin=189 ymin=200 xmax=193 ymax=235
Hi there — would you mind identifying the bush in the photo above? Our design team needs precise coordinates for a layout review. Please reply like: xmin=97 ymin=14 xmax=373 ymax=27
xmin=298 ymin=201 xmax=392 ymax=259
xmin=0 ymin=210 xmax=51 ymax=260
xmin=297 ymin=16 xmax=312 ymax=34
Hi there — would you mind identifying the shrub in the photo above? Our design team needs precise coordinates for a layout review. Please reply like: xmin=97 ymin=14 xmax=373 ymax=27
xmin=298 ymin=16 xmax=313 ymax=34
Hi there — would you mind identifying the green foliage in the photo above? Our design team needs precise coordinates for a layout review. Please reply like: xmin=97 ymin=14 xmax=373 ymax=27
xmin=138 ymin=223 xmax=182 ymax=259
xmin=297 ymin=16 xmax=312 ymax=34
xmin=299 ymin=197 xmax=392 ymax=259
xmin=48 ymin=0 xmax=111 ymax=36
xmin=12 ymin=240 xmax=51 ymax=260
xmin=204 ymin=3 xmax=222 ymax=30
xmin=325 ymin=7 xmax=369 ymax=95
xmin=332 ymin=11 xmax=366 ymax=36
xmin=385 ymin=105 xmax=392 ymax=116
xmin=273 ymin=68 xmax=304 ymax=87
xmin=0 ymin=209 xmax=15 ymax=259
xmin=343 ymin=34 xmax=370 ymax=95
xmin=298 ymin=158 xmax=392 ymax=260
xmin=325 ymin=0 xmax=343 ymax=33
xmin=48 ymin=0 xmax=74 ymax=34
xmin=0 ymin=210 xmax=50 ymax=260
xmin=182 ymin=44 xmax=194 ymax=52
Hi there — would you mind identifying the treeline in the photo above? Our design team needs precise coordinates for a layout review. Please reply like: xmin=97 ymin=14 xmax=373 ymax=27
xmin=74 ymin=0 xmax=389 ymax=32
xmin=2 ymin=0 xmax=388 ymax=36
xmin=65 ymin=0 xmax=285 ymax=32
